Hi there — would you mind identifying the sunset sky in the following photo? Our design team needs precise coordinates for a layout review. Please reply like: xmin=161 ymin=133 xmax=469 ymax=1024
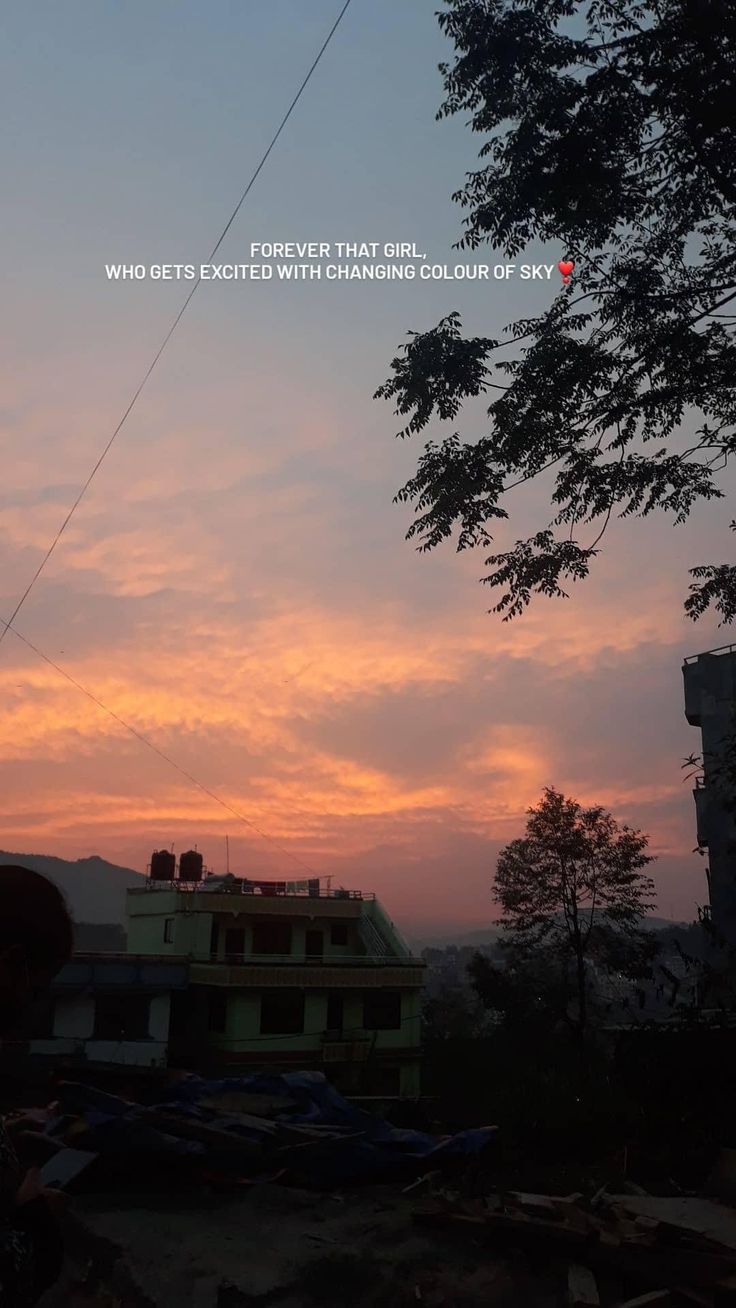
xmin=1 ymin=0 xmax=733 ymax=934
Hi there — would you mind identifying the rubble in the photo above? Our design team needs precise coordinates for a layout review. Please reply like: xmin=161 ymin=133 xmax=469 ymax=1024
xmin=606 ymin=1196 xmax=736 ymax=1253
xmin=15 ymin=1078 xmax=736 ymax=1305
xmin=618 ymin=1294 xmax=672 ymax=1307
xmin=706 ymin=1151 xmax=736 ymax=1205
xmin=567 ymin=1261 xmax=600 ymax=1306
xmin=413 ymin=1183 xmax=736 ymax=1306
xmin=23 ymin=1070 xmax=497 ymax=1190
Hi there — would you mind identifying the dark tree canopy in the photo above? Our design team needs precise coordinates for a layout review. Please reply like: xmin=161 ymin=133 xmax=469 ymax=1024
xmin=376 ymin=0 xmax=736 ymax=620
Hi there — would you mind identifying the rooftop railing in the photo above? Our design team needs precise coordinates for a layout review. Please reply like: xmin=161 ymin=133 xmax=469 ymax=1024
xmin=684 ymin=643 xmax=736 ymax=664
xmin=135 ymin=881 xmax=375 ymax=900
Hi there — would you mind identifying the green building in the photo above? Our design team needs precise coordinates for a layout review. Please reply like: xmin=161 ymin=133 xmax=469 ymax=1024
xmin=30 ymin=872 xmax=425 ymax=1099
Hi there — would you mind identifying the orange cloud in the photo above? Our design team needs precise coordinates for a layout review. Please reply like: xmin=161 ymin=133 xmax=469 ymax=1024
xmin=0 ymin=340 xmax=719 ymax=928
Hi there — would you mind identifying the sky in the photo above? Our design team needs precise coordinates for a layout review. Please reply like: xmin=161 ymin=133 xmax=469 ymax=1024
xmin=0 ymin=0 xmax=732 ymax=934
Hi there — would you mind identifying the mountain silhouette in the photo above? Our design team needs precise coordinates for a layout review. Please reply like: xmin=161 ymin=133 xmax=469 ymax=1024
xmin=0 ymin=850 xmax=142 ymax=923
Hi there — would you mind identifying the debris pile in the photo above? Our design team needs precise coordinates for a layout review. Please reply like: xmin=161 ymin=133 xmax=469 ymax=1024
xmin=414 ymin=1185 xmax=736 ymax=1306
xmin=25 ymin=1070 xmax=496 ymax=1189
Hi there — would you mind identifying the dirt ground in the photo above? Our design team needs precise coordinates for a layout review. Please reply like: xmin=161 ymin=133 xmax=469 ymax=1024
xmin=37 ymin=1182 xmax=562 ymax=1308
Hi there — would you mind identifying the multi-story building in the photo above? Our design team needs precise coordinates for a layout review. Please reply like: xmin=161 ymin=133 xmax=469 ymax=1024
xmin=683 ymin=644 xmax=736 ymax=939
xmin=27 ymin=860 xmax=425 ymax=1098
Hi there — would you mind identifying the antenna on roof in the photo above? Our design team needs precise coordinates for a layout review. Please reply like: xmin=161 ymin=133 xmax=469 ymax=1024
xmin=226 ymin=835 xmax=230 ymax=875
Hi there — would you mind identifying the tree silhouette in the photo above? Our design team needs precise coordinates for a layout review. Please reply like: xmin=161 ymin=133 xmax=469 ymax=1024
xmin=376 ymin=0 xmax=736 ymax=620
xmin=490 ymin=787 xmax=656 ymax=1039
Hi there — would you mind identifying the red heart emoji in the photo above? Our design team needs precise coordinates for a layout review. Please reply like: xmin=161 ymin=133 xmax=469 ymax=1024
xmin=558 ymin=260 xmax=575 ymax=276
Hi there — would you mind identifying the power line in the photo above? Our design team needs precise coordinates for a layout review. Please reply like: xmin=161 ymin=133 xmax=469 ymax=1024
xmin=4 ymin=616 xmax=326 ymax=881
xmin=2 ymin=415 xmax=390 ymax=882
xmin=0 ymin=0 xmax=353 ymax=654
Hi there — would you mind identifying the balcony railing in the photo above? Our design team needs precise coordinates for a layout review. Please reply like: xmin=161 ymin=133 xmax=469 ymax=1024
xmin=201 ymin=952 xmax=424 ymax=967
xmin=684 ymin=643 xmax=736 ymax=664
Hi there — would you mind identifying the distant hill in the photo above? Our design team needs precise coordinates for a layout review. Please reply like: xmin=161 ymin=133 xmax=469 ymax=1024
xmin=74 ymin=921 xmax=127 ymax=951
xmin=0 ymin=851 xmax=142 ymax=924
xmin=412 ymin=915 xmax=689 ymax=951
xmin=411 ymin=926 xmax=503 ymax=951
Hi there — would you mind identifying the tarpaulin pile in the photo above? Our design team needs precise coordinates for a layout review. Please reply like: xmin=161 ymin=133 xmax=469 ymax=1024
xmin=42 ymin=1071 xmax=496 ymax=1188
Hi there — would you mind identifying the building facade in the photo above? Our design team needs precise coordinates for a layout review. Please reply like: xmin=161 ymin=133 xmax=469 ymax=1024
xmin=29 ymin=875 xmax=425 ymax=1098
xmin=683 ymin=644 xmax=736 ymax=939
xmin=29 ymin=955 xmax=187 ymax=1069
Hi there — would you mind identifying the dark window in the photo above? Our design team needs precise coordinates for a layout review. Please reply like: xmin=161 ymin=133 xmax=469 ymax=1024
xmin=330 ymin=925 xmax=348 ymax=947
xmin=208 ymin=990 xmax=227 ymax=1033
xmin=252 ymin=922 xmax=292 ymax=955
xmin=210 ymin=920 xmax=220 ymax=957
xmin=163 ymin=918 xmax=174 ymax=944
xmin=260 ymin=990 xmax=305 ymax=1035
xmin=305 ymin=930 xmax=323 ymax=959
xmin=326 ymin=993 xmax=343 ymax=1031
xmin=225 ymin=927 xmax=246 ymax=959
xmin=363 ymin=991 xmax=401 ymax=1031
xmin=94 ymin=994 xmax=150 ymax=1041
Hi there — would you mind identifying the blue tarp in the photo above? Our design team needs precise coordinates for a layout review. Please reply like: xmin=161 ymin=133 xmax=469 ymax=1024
xmin=52 ymin=1072 xmax=496 ymax=1186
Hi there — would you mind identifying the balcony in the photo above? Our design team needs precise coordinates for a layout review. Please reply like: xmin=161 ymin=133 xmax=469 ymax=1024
xmin=129 ymin=890 xmax=371 ymax=922
xmin=322 ymin=1034 xmax=372 ymax=1063
xmin=694 ymin=778 xmax=710 ymax=848
xmin=211 ymin=952 xmax=421 ymax=967
xmin=53 ymin=955 xmax=189 ymax=991
xmin=190 ymin=957 xmax=425 ymax=990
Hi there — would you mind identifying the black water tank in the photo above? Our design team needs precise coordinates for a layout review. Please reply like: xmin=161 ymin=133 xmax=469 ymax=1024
xmin=150 ymin=849 xmax=176 ymax=880
xmin=179 ymin=849 xmax=204 ymax=882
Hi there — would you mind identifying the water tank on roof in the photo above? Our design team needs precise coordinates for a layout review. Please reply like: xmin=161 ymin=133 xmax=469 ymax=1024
xmin=179 ymin=849 xmax=204 ymax=882
xmin=150 ymin=849 xmax=176 ymax=880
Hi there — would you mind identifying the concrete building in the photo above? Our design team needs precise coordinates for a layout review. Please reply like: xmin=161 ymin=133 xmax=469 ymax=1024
xmin=683 ymin=643 xmax=736 ymax=938
xmin=29 ymin=955 xmax=187 ymax=1070
xmin=28 ymin=871 xmax=425 ymax=1098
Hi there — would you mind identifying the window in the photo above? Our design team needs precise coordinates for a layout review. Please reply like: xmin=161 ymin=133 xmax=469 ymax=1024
xmin=207 ymin=990 xmax=227 ymax=1033
xmin=260 ymin=990 xmax=305 ymax=1035
xmin=210 ymin=920 xmax=220 ymax=957
xmin=225 ymin=927 xmax=246 ymax=959
xmin=362 ymin=991 xmax=401 ymax=1031
xmin=330 ymin=924 xmax=348 ymax=947
xmin=252 ymin=922 xmax=292 ymax=955
xmin=326 ymin=993 xmax=343 ymax=1032
xmin=163 ymin=918 xmax=174 ymax=944
xmin=305 ymin=930 xmax=323 ymax=959
xmin=94 ymin=994 xmax=150 ymax=1041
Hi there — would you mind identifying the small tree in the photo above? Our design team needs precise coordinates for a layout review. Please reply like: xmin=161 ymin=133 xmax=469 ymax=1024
xmin=493 ymin=787 xmax=657 ymax=1040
